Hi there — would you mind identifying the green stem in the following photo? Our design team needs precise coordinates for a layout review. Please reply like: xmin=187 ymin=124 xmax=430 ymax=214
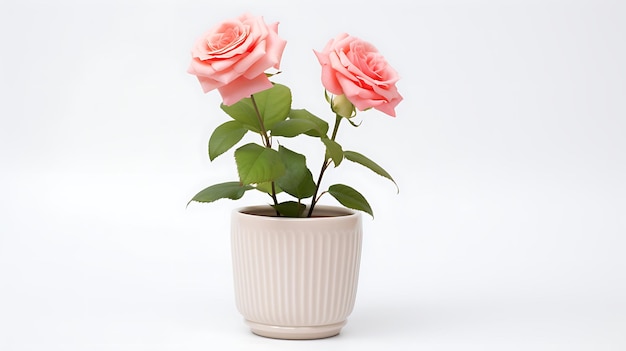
xmin=251 ymin=94 xmax=280 ymax=215
xmin=330 ymin=113 xmax=342 ymax=140
xmin=250 ymin=95 xmax=271 ymax=148
xmin=307 ymin=114 xmax=343 ymax=217
xmin=270 ymin=182 xmax=279 ymax=213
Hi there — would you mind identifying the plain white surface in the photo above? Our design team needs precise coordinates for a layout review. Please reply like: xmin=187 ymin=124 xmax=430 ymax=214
xmin=1 ymin=0 xmax=625 ymax=349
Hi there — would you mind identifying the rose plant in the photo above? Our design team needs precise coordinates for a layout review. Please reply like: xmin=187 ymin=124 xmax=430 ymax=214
xmin=187 ymin=13 xmax=402 ymax=218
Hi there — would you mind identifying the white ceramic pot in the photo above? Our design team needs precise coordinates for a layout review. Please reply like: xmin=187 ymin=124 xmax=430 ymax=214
xmin=231 ymin=205 xmax=363 ymax=339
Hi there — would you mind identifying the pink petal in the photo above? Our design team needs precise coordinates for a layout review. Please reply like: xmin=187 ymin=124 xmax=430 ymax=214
xmin=196 ymin=75 xmax=223 ymax=93
xmin=233 ymin=42 xmax=267 ymax=75
xmin=374 ymin=95 xmax=402 ymax=117
xmin=218 ymin=74 xmax=273 ymax=106
xmin=193 ymin=59 xmax=242 ymax=85
xmin=264 ymin=25 xmax=287 ymax=69
xmin=314 ymin=51 xmax=341 ymax=91
xmin=187 ymin=59 xmax=216 ymax=77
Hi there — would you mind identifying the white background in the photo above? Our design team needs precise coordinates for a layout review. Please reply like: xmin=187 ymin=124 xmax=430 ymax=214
xmin=1 ymin=0 xmax=625 ymax=349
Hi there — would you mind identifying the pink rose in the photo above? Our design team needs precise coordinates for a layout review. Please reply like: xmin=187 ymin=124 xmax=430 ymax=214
xmin=188 ymin=14 xmax=287 ymax=105
xmin=314 ymin=33 xmax=402 ymax=117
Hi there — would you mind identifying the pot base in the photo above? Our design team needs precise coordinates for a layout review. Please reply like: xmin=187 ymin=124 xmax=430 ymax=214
xmin=245 ymin=319 xmax=347 ymax=340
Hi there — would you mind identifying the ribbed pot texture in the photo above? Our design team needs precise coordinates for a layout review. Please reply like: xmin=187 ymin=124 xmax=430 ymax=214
xmin=231 ymin=205 xmax=363 ymax=339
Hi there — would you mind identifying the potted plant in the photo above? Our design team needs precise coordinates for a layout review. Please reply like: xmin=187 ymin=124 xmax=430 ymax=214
xmin=186 ymin=13 xmax=402 ymax=339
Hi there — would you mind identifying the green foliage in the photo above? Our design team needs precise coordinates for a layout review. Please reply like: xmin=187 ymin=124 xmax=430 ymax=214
xmin=235 ymin=143 xmax=285 ymax=185
xmin=276 ymin=146 xmax=316 ymax=199
xmin=327 ymin=184 xmax=373 ymax=218
xmin=219 ymin=83 xmax=291 ymax=132
xmin=208 ymin=120 xmax=248 ymax=160
xmin=220 ymin=98 xmax=261 ymax=132
xmin=343 ymin=151 xmax=398 ymax=192
xmin=321 ymin=137 xmax=343 ymax=167
xmin=288 ymin=109 xmax=329 ymax=136
xmin=249 ymin=83 xmax=292 ymax=129
xmin=271 ymin=119 xmax=323 ymax=138
xmin=255 ymin=181 xmax=282 ymax=195
xmin=272 ymin=201 xmax=307 ymax=217
xmin=189 ymin=84 xmax=398 ymax=218
xmin=188 ymin=181 xmax=253 ymax=206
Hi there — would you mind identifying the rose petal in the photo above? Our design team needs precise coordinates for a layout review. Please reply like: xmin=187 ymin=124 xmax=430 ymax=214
xmin=314 ymin=50 xmax=342 ymax=95
xmin=189 ymin=57 xmax=242 ymax=85
xmin=315 ymin=33 xmax=402 ymax=117
xmin=264 ymin=24 xmax=287 ymax=69
xmin=188 ymin=14 xmax=287 ymax=104
xmin=232 ymin=42 xmax=267 ymax=74
xmin=374 ymin=95 xmax=402 ymax=117
xmin=196 ymin=75 xmax=223 ymax=93
xmin=218 ymin=74 xmax=273 ymax=106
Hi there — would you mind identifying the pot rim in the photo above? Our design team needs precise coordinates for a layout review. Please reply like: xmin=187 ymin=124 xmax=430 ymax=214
xmin=233 ymin=204 xmax=359 ymax=221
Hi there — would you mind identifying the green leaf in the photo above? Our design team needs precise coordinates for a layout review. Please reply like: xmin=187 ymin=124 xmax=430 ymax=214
xmin=220 ymin=99 xmax=261 ymax=132
xmin=255 ymin=181 xmax=282 ymax=195
xmin=327 ymin=184 xmax=373 ymax=218
xmin=187 ymin=181 xmax=253 ymax=206
xmin=289 ymin=109 xmax=329 ymax=136
xmin=272 ymin=201 xmax=306 ymax=217
xmin=234 ymin=143 xmax=285 ymax=185
xmin=321 ymin=137 xmax=343 ymax=167
xmin=344 ymin=151 xmax=398 ymax=192
xmin=249 ymin=83 xmax=292 ymax=129
xmin=276 ymin=146 xmax=316 ymax=199
xmin=271 ymin=119 xmax=323 ymax=138
xmin=220 ymin=84 xmax=291 ymax=134
xmin=208 ymin=120 xmax=248 ymax=161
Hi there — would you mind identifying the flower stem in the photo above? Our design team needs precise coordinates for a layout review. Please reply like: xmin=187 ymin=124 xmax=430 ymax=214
xmin=251 ymin=94 xmax=280 ymax=215
xmin=270 ymin=182 xmax=279 ymax=211
xmin=330 ymin=113 xmax=342 ymax=140
xmin=307 ymin=114 xmax=343 ymax=217
xmin=250 ymin=95 xmax=271 ymax=148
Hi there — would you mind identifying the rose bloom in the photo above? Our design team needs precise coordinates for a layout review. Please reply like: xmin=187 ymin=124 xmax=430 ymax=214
xmin=314 ymin=33 xmax=402 ymax=117
xmin=188 ymin=14 xmax=287 ymax=105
